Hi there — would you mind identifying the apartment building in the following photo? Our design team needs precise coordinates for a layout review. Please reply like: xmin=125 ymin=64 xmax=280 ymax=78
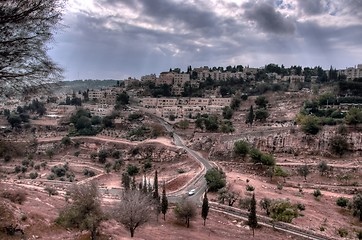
xmin=156 ymin=98 xmax=178 ymax=107
xmin=211 ymin=97 xmax=231 ymax=106
xmin=141 ymin=97 xmax=158 ymax=108
xmin=189 ymin=97 xmax=210 ymax=106
xmin=345 ymin=64 xmax=362 ymax=80
xmin=156 ymin=72 xmax=174 ymax=86
xmin=282 ymin=75 xmax=305 ymax=82
xmin=88 ymin=88 xmax=121 ymax=105
xmin=141 ymin=74 xmax=157 ymax=82
xmin=173 ymin=73 xmax=190 ymax=87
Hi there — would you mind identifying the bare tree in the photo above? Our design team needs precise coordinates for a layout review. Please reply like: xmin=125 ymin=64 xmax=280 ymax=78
xmin=114 ymin=190 xmax=153 ymax=238
xmin=56 ymin=181 xmax=103 ymax=240
xmin=0 ymin=0 xmax=65 ymax=97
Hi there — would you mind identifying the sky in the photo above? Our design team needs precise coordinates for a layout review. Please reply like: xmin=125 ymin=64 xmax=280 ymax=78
xmin=48 ymin=0 xmax=362 ymax=80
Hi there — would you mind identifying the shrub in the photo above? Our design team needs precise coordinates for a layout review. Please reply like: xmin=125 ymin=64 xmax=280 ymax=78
xmin=127 ymin=164 xmax=139 ymax=176
xmin=1 ymin=190 xmax=27 ymax=204
xmin=234 ymin=140 xmax=249 ymax=159
xmin=21 ymin=166 xmax=27 ymax=173
xmin=246 ymin=184 xmax=255 ymax=192
xmin=22 ymin=159 xmax=30 ymax=166
xmin=143 ymin=160 xmax=152 ymax=170
xmin=336 ymin=197 xmax=349 ymax=208
xmin=44 ymin=187 xmax=58 ymax=196
xmin=177 ymin=169 xmax=185 ymax=174
xmin=357 ymin=231 xmax=362 ymax=240
xmin=14 ymin=165 xmax=21 ymax=173
xmin=47 ymin=173 xmax=56 ymax=180
xmin=29 ymin=172 xmax=38 ymax=179
xmin=269 ymin=199 xmax=298 ymax=223
xmin=51 ymin=166 xmax=66 ymax=177
xmin=20 ymin=213 xmax=28 ymax=221
xmin=4 ymin=154 xmax=11 ymax=162
xmin=74 ymin=151 xmax=80 ymax=157
xmin=296 ymin=203 xmax=305 ymax=211
xmin=112 ymin=150 xmax=121 ymax=159
xmin=34 ymin=164 xmax=41 ymax=170
xmin=113 ymin=159 xmax=123 ymax=172
xmin=239 ymin=197 xmax=252 ymax=210
xmin=313 ymin=189 xmax=322 ymax=198
xmin=128 ymin=112 xmax=143 ymax=121
xmin=337 ymin=228 xmax=348 ymax=237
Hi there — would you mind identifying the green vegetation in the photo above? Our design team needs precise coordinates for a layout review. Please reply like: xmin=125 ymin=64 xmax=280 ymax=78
xmin=336 ymin=197 xmax=349 ymax=208
xmin=174 ymin=198 xmax=196 ymax=228
xmin=205 ymin=168 xmax=226 ymax=192
xmin=234 ymin=140 xmax=250 ymax=159
xmin=248 ymin=193 xmax=258 ymax=237
xmin=329 ymin=135 xmax=349 ymax=157
xmin=249 ymin=148 xmax=275 ymax=166
xmin=269 ymin=199 xmax=299 ymax=223
xmin=69 ymin=108 xmax=100 ymax=136
xmin=56 ymin=182 xmax=103 ymax=240
xmin=127 ymin=164 xmax=140 ymax=176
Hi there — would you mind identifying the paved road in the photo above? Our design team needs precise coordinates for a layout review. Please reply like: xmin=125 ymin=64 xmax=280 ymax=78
xmin=155 ymin=117 xmax=213 ymax=203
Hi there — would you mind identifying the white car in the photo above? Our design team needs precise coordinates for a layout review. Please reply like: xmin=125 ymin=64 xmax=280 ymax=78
xmin=188 ymin=189 xmax=196 ymax=196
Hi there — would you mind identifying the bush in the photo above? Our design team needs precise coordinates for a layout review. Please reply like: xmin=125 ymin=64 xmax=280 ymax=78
xmin=1 ymin=190 xmax=27 ymax=204
xmin=357 ymin=231 xmax=362 ymax=240
xmin=269 ymin=199 xmax=298 ymax=223
xmin=234 ymin=140 xmax=249 ymax=159
xmin=22 ymin=159 xmax=30 ymax=166
xmin=83 ymin=168 xmax=95 ymax=177
xmin=128 ymin=112 xmax=143 ymax=121
xmin=112 ymin=150 xmax=121 ymax=159
xmin=113 ymin=159 xmax=123 ymax=172
xmin=51 ymin=166 xmax=66 ymax=177
xmin=47 ymin=173 xmax=56 ymax=180
xmin=177 ymin=169 xmax=185 ymax=174
xmin=296 ymin=203 xmax=305 ymax=211
xmin=246 ymin=184 xmax=255 ymax=192
xmin=239 ymin=197 xmax=252 ymax=210
xmin=74 ymin=151 xmax=80 ymax=157
xmin=143 ymin=160 xmax=152 ymax=170
xmin=14 ymin=165 xmax=21 ymax=173
xmin=29 ymin=172 xmax=38 ymax=179
xmin=313 ymin=189 xmax=322 ymax=198
xmin=127 ymin=164 xmax=139 ymax=176
xmin=44 ymin=186 xmax=58 ymax=196
xmin=4 ymin=154 xmax=11 ymax=162
xmin=336 ymin=197 xmax=349 ymax=208
xmin=337 ymin=228 xmax=348 ymax=237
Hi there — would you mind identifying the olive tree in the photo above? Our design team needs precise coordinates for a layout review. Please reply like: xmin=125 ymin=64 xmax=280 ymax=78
xmin=174 ymin=198 xmax=196 ymax=228
xmin=56 ymin=181 xmax=103 ymax=240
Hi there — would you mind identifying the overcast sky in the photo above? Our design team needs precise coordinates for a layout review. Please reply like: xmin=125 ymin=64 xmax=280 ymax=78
xmin=49 ymin=0 xmax=362 ymax=80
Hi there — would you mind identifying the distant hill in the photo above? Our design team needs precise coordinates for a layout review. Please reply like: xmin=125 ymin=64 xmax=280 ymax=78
xmin=57 ymin=79 xmax=120 ymax=93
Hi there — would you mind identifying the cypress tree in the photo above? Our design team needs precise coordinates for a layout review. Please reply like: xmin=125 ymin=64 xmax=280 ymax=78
xmin=201 ymin=191 xmax=209 ymax=226
xmin=153 ymin=170 xmax=159 ymax=200
xmin=246 ymin=105 xmax=254 ymax=127
xmin=161 ymin=182 xmax=168 ymax=220
xmin=248 ymin=193 xmax=258 ymax=237
xmin=121 ymin=172 xmax=130 ymax=191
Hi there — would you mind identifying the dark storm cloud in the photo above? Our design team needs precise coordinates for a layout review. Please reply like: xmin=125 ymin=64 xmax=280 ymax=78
xmin=297 ymin=0 xmax=326 ymax=15
xmin=243 ymin=1 xmax=295 ymax=35
xmin=48 ymin=0 xmax=362 ymax=80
